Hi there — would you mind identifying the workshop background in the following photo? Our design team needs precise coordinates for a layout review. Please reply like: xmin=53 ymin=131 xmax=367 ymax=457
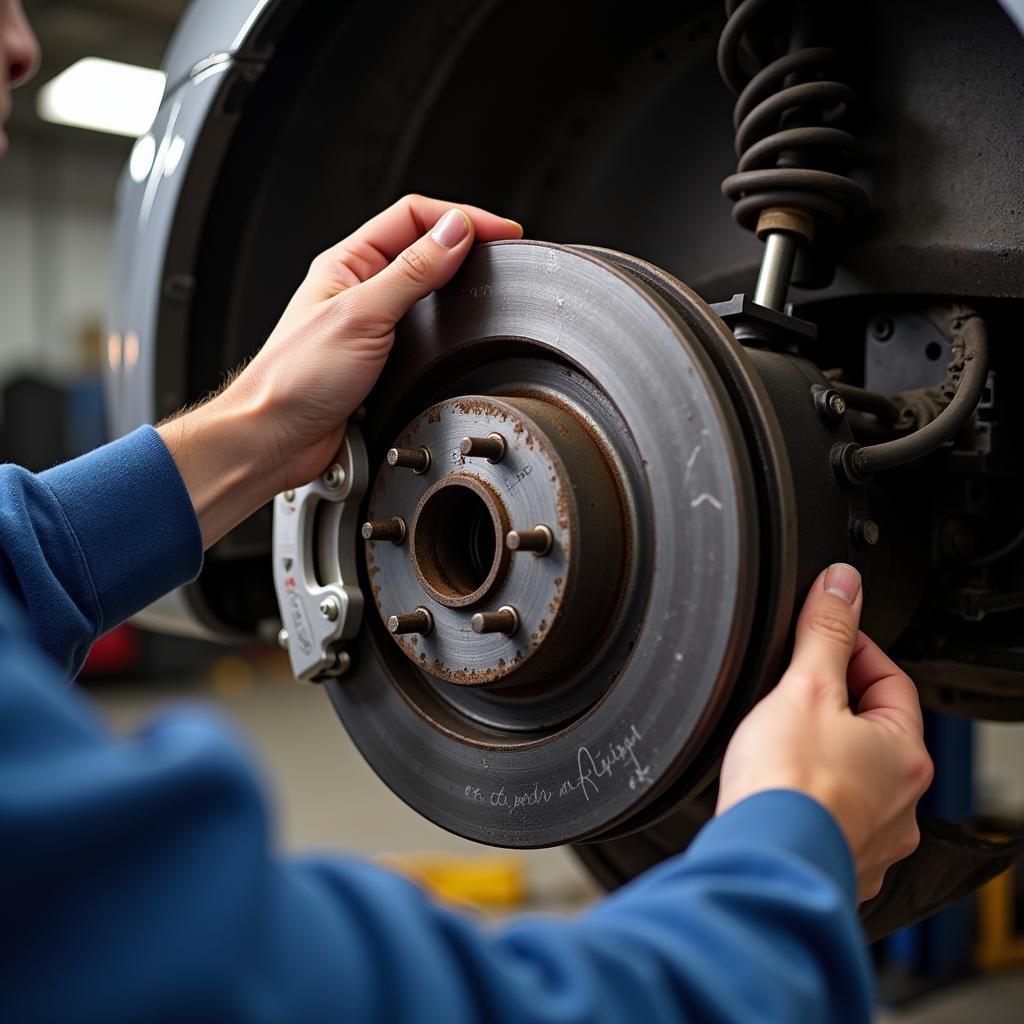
xmin=2 ymin=2 xmax=1024 ymax=1020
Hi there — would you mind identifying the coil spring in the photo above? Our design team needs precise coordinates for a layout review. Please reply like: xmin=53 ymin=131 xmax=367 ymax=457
xmin=717 ymin=0 xmax=868 ymax=235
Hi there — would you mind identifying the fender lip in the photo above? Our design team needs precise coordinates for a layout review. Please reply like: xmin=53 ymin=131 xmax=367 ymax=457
xmin=161 ymin=0 xmax=283 ymax=95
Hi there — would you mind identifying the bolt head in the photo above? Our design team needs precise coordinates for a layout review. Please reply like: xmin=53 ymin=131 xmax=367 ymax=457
xmin=872 ymin=317 xmax=894 ymax=341
xmin=319 ymin=596 xmax=340 ymax=621
xmin=323 ymin=464 xmax=345 ymax=488
xmin=277 ymin=628 xmax=289 ymax=650
xmin=854 ymin=519 xmax=880 ymax=546
xmin=283 ymin=489 xmax=296 ymax=502
xmin=815 ymin=387 xmax=846 ymax=425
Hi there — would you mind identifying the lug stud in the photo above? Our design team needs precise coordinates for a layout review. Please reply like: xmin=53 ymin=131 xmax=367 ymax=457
xmin=388 ymin=607 xmax=434 ymax=636
xmin=471 ymin=606 xmax=520 ymax=636
xmin=323 ymin=463 xmax=346 ymax=488
xmin=319 ymin=596 xmax=340 ymax=621
xmin=387 ymin=446 xmax=431 ymax=474
xmin=506 ymin=525 xmax=553 ymax=556
xmin=459 ymin=433 xmax=506 ymax=463
xmin=362 ymin=516 xmax=407 ymax=544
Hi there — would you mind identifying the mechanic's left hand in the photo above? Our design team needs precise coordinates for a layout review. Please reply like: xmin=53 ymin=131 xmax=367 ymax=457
xmin=159 ymin=195 xmax=522 ymax=546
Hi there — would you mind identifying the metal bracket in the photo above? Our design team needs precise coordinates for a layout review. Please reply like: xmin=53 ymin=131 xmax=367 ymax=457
xmin=272 ymin=426 xmax=368 ymax=682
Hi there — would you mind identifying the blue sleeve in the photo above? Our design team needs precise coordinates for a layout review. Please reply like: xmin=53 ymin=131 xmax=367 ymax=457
xmin=1 ymin=590 xmax=873 ymax=1024
xmin=0 ymin=426 xmax=203 ymax=673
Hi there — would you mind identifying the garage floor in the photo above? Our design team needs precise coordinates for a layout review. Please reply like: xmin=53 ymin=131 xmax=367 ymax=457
xmin=93 ymin=656 xmax=1024 ymax=1023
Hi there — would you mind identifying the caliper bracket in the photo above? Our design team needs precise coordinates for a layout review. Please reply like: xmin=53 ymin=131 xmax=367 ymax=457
xmin=272 ymin=426 xmax=368 ymax=682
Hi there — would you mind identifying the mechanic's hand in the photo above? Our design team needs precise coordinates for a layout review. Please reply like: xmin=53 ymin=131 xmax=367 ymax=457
xmin=159 ymin=195 xmax=522 ymax=546
xmin=716 ymin=563 xmax=933 ymax=901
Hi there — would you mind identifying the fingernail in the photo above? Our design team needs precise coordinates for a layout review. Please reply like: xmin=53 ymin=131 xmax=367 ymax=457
xmin=824 ymin=562 xmax=861 ymax=604
xmin=504 ymin=217 xmax=524 ymax=234
xmin=431 ymin=209 xmax=470 ymax=248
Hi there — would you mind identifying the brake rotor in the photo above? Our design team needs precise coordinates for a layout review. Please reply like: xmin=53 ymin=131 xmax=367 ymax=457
xmin=320 ymin=240 xmax=775 ymax=847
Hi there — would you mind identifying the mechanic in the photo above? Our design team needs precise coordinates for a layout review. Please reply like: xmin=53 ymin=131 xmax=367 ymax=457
xmin=0 ymin=3 xmax=932 ymax=1021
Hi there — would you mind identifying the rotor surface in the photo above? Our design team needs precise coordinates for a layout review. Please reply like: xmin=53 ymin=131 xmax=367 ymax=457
xmin=325 ymin=240 xmax=759 ymax=847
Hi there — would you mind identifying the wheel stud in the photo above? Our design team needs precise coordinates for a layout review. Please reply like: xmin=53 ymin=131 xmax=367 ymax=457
xmin=506 ymin=525 xmax=553 ymax=556
xmin=362 ymin=516 xmax=406 ymax=544
xmin=471 ymin=606 xmax=520 ymax=636
xmin=388 ymin=607 xmax=434 ymax=636
xmin=459 ymin=433 xmax=506 ymax=463
xmin=387 ymin=446 xmax=431 ymax=474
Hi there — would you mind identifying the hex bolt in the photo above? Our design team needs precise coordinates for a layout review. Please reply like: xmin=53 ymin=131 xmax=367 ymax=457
xmin=277 ymin=628 xmax=289 ymax=650
xmin=319 ymin=596 xmax=340 ymax=621
xmin=471 ymin=605 xmax=520 ymax=636
xmin=852 ymin=518 xmax=880 ymax=547
xmin=506 ymin=525 xmax=553 ymax=556
xmin=872 ymin=317 xmax=894 ymax=341
xmin=361 ymin=516 xmax=407 ymax=544
xmin=459 ymin=433 xmax=506 ymax=463
xmin=814 ymin=386 xmax=846 ymax=425
xmin=387 ymin=446 xmax=431 ymax=474
xmin=332 ymin=651 xmax=352 ymax=676
xmin=323 ymin=463 xmax=346 ymax=489
xmin=388 ymin=607 xmax=434 ymax=636
xmin=283 ymin=489 xmax=296 ymax=502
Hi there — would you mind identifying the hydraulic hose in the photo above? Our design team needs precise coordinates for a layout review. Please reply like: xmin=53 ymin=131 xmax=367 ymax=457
xmin=848 ymin=309 xmax=988 ymax=478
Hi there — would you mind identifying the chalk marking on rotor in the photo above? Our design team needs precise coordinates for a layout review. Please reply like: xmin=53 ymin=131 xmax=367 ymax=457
xmin=684 ymin=444 xmax=702 ymax=481
xmin=690 ymin=493 xmax=723 ymax=510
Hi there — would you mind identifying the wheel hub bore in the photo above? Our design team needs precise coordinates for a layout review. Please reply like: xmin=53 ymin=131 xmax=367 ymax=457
xmin=366 ymin=393 xmax=627 ymax=688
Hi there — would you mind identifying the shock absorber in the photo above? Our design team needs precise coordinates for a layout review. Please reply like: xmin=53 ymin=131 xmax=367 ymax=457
xmin=717 ymin=0 xmax=868 ymax=312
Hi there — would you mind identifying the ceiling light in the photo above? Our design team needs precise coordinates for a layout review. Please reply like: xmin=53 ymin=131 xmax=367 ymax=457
xmin=37 ymin=58 xmax=166 ymax=138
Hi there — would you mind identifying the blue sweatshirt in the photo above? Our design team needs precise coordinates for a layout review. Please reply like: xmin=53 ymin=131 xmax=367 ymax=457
xmin=0 ymin=426 xmax=872 ymax=1023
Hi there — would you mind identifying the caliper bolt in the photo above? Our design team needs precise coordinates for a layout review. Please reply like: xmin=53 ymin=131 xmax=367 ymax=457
xmin=277 ymin=628 xmax=289 ymax=650
xmin=387 ymin=446 xmax=431 ymax=474
xmin=459 ymin=433 xmax=506 ymax=463
xmin=319 ymin=596 xmax=340 ymax=621
xmin=361 ymin=516 xmax=407 ymax=544
xmin=506 ymin=525 xmax=553 ymax=556
xmin=323 ymin=463 xmax=346 ymax=489
xmin=471 ymin=606 xmax=520 ymax=636
xmin=852 ymin=518 xmax=880 ymax=547
xmin=388 ymin=607 xmax=434 ymax=636
xmin=282 ymin=489 xmax=296 ymax=502
xmin=814 ymin=386 xmax=847 ymax=425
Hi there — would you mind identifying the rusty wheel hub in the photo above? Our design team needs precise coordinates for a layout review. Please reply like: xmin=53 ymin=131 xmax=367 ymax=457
xmin=365 ymin=394 xmax=627 ymax=688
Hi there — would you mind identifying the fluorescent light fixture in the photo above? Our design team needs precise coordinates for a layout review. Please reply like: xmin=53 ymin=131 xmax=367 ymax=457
xmin=37 ymin=58 xmax=165 ymax=138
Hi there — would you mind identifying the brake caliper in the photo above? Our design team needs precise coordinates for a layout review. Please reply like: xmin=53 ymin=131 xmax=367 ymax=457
xmin=272 ymin=426 xmax=368 ymax=681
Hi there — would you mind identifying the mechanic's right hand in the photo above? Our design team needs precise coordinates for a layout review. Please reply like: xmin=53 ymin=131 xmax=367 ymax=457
xmin=716 ymin=563 xmax=933 ymax=901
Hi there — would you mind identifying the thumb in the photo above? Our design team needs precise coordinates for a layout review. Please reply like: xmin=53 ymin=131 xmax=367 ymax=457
xmin=349 ymin=208 xmax=475 ymax=330
xmin=784 ymin=563 xmax=863 ymax=699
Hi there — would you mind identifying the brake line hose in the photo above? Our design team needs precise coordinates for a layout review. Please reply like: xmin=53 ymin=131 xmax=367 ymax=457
xmin=844 ymin=308 xmax=989 ymax=479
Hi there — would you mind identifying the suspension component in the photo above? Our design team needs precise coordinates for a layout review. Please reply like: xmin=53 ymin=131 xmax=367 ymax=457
xmin=718 ymin=0 xmax=869 ymax=307
xmin=836 ymin=308 xmax=990 ymax=482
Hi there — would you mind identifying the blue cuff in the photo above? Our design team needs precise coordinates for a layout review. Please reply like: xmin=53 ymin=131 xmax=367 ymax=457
xmin=689 ymin=790 xmax=858 ymax=905
xmin=40 ymin=426 xmax=204 ymax=630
